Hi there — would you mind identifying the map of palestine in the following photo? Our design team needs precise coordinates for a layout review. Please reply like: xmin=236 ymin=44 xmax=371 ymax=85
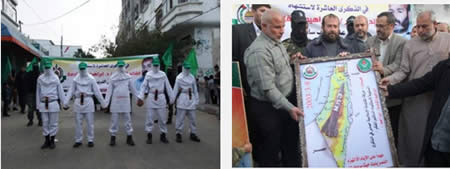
xmin=316 ymin=63 xmax=351 ymax=167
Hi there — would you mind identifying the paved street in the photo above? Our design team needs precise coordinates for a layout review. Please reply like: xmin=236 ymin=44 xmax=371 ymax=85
xmin=2 ymin=102 xmax=220 ymax=169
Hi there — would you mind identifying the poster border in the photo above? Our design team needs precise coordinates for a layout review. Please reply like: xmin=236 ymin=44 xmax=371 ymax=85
xmin=294 ymin=52 xmax=399 ymax=167
xmin=232 ymin=61 xmax=253 ymax=166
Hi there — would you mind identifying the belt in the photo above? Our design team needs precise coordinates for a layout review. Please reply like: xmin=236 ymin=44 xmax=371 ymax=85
xmin=179 ymin=88 xmax=192 ymax=100
xmin=75 ymin=93 xmax=93 ymax=105
xmin=40 ymin=97 xmax=58 ymax=110
xmin=40 ymin=99 xmax=58 ymax=103
xmin=150 ymin=89 xmax=164 ymax=101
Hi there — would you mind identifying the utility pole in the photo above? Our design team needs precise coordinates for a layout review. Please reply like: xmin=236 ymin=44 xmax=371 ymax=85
xmin=61 ymin=25 xmax=63 ymax=57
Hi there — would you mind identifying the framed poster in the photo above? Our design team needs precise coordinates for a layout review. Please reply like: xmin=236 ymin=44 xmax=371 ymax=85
xmin=295 ymin=53 xmax=399 ymax=167
xmin=232 ymin=61 xmax=252 ymax=167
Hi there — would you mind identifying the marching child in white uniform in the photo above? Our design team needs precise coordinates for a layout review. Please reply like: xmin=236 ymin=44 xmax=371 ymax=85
xmin=137 ymin=58 xmax=174 ymax=144
xmin=104 ymin=60 xmax=137 ymax=146
xmin=64 ymin=62 xmax=107 ymax=148
xmin=173 ymin=62 xmax=201 ymax=143
xmin=36 ymin=59 xmax=66 ymax=149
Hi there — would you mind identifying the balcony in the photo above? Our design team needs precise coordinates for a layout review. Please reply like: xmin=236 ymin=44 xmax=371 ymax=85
xmin=159 ymin=1 xmax=203 ymax=32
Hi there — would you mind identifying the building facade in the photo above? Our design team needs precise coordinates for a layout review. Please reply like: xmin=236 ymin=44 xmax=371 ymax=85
xmin=32 ymin=39 xmax=82 ymax=58
xmin=117 ymin=0 xmax=220 ymax=77
xmin=1 ymin=0 xmax=46 ymax=74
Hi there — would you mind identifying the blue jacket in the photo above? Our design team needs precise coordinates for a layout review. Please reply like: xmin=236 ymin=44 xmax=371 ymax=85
xmin=304 ymin=36 xmax=357 ymax=58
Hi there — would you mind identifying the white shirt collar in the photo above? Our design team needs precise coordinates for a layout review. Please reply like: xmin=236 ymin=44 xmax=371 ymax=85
xmin=381 ymin=32 xmax=393 ymax=44
xmin=253 ymin=22 xmax=261 ymax=36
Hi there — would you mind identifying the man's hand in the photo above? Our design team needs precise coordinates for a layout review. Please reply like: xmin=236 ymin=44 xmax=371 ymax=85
xmin=338 ymin=52 xmax=350 ymax=57
xmin=379 ymin=78 xmax=390 ymax=96
xmin=289 ymin=107 xmax=304 ymax=121
xmin=137 ymin=99 xmax=144 ymax=107
xmin=372 ymin=60 xmax=384 ymax=75
xmin=291 ymin=52 xmax=307 ymax=61
xmin=243 ymin=142 xmax=252 ymax=153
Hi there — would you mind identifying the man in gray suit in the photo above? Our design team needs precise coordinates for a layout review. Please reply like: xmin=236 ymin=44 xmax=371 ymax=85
xmin=366 ymin=11 xmax=407 ymax=146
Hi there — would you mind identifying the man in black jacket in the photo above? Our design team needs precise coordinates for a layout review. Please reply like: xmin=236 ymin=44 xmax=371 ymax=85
xmin=25 ymin=64 xmax=42 ymax=126
xmin=232 ymin=4 xmax=270 ymax=96
xmin=16 ymin=66 xmax=27 ymax=114
xmin=380 ymin=57 xmax=450 ymax=166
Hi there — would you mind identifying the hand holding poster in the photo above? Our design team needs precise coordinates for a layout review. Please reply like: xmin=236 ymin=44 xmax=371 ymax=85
xmin=295 ymin=53 xmax=398 ymax=167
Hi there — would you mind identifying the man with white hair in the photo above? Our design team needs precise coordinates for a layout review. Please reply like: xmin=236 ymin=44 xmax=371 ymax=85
xmin=64 ymin=62 xmax=107 ymax=148
xmin=244 ymin=9 xmax=303 ymax=167
xmin=36 ymin=59 xmax=65 ymax=149
xmin=381 ymin=11 xmax=450 ymax=166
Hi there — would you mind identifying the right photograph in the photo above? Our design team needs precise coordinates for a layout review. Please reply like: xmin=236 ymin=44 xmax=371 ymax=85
xmin=232 ymin=3 xmax=450 ymax=167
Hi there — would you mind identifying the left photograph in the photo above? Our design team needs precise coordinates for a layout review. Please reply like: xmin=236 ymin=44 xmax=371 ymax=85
xmin=1 ymin=0 xmax=220 ymax=168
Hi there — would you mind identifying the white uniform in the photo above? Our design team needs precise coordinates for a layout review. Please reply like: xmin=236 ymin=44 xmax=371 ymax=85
xmin=104 ymin=68 xmax=137 ymax=136
xmin=173 ymin=69 xmax=199 ymax=134
xmin=36 ymin=69 xmax=65 ymax=137
xmin=64 ymin=70 xmax=106 ymax=143
xmin=138 ymin=68 xmax=174 ymax=134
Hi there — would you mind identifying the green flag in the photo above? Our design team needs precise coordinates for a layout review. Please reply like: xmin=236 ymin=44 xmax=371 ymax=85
xmin=162 ymin=42 xmax=174 ymax=73
xmin=1 ymin=56 xmax=12 ymax=84
xmin=26 ymin=57 xmax=38 ymax=72
xmin=185 ymin=48 xmax=199 ymax=77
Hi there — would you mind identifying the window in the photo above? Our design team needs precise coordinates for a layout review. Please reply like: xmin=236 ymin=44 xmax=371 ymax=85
xmin=169 ymin=0 xmax=173 ymax=9
xmin=134 ymin=4 xmax=139 ymax=20
xmin=140 ymin=0 xmax=150 ymax=13
xmin=155 ymin=7 xmax=163 ymax=28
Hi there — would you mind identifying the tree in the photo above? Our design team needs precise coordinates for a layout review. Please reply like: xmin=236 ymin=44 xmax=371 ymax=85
xmin=73 ymin=48 xmax=95 ymax=58
xmin=89 ymin=35 xmax=116 ymax=58
xmin=92 ymin=25 xmax=194 ymax=70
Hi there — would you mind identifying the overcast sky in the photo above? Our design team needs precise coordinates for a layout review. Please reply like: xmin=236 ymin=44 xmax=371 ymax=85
xmin=16 ymin=0 xmax=121 ymax=57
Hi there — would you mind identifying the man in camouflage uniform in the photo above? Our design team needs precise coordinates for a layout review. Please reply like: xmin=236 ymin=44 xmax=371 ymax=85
xmin=282 ymin=10 xmax=310 ymax=57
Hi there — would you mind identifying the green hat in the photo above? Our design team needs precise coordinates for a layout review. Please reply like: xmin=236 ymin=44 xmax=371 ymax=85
xmin=117 ymin=60 xmax=125 ymax=67
xmin=79 ymin=62 xmax=87 ymax=70
xmin=152 ymin=57 xmax=160 ymax=66
xmin=43 ymin=59 xmax=52 ymax=69
xmin=183 ymin=61 xmax=191 ymax=69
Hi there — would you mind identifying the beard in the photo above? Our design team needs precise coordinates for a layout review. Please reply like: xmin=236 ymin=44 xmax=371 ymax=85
xmin=356 ymin=30 xmax=366 ymax=39
xmin=323 ymin=30 xmax=339 ymax=42
xmin=419 ymin=31 xmax=433 ymax=41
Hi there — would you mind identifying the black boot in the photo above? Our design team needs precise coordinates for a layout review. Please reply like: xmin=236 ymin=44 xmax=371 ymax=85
xmin=41 ymin=135 xmax=50 ymax=149
xmin=49 ymin=136 xmax=56 ymax=149
xmin=26 ymin=120 xmax=33 ymax=127
xmin=146 ymin=133 xmax=152 ymax=144
xmin=38 ymin=120 xmax=43 ymax=126
xmin=127 ymin=135 xmax=135 ymax=146
xmin=160 ymin=133 xmax=169 ymax=143
xmin=176 ymin=133 xmax=182 ymax=143
xmin=73 ymin=142 xmax=82 ymax=148
xmin=110 ymin=136 xmax=116 ymax=146
xmin=190 ymin=133 xmax=201 ymax=142
xmin=88 ymin=142 xmax=94 ymax=147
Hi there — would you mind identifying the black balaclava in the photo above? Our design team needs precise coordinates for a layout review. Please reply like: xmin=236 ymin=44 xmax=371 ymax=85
xmin=290 ymin=10 xmax=308 ymax=47
xmin=346 ymin=16 xmax=356 ymax=37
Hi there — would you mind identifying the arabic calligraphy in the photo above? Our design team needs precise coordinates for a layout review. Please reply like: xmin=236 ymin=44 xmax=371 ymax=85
xmin=288 ymin=4 xmax=370 ymax=14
